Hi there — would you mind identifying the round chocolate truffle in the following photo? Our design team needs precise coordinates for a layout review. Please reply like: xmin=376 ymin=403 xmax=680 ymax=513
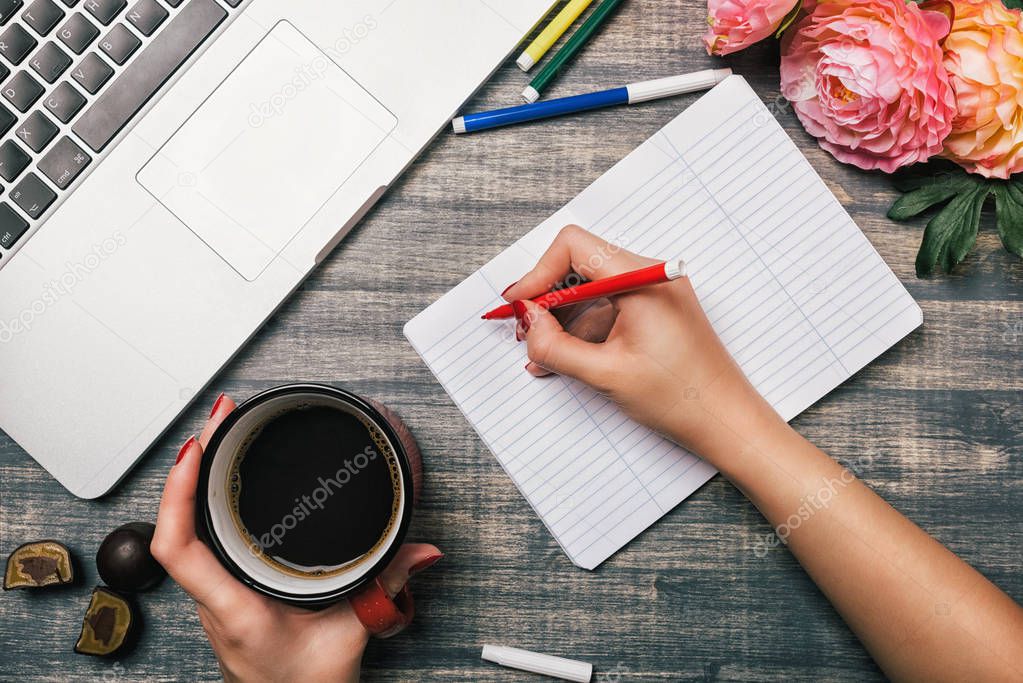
xmin=96 ymin=522 xmax=166 ymax=592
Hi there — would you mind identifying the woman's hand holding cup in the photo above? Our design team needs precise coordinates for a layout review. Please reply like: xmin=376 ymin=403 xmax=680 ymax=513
xmin=152 ymin=395 xmax=441 ymax=683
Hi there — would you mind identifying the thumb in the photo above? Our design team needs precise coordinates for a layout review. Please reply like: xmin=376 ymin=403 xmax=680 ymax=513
xmin=515 ymin=299 xmax=609 ymax=386
xmin=378 ymin=543 xmax=443 ymax=597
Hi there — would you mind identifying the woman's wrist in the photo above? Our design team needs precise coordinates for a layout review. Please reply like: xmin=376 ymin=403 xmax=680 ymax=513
xmin=663 ymin=371 xmax=786 ymax=473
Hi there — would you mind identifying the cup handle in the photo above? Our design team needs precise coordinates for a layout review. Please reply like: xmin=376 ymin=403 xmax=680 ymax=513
xmin=348 ymin=576 xmax=414 ymax=638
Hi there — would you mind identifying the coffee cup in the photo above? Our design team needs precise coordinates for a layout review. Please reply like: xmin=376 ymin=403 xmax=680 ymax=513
xmin=196 ymin=384 xmax=421 ymax=635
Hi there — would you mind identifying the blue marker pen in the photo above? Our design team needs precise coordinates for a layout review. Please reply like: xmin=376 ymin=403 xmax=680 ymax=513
xmin=452 ymin=69 xmax=732 ymax=134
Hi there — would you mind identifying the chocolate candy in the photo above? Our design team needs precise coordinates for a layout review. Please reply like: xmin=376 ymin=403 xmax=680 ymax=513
xmin=74 ymin=587 xmax=141 ymax=657
xmin=96 ymin=522 xmax=165 ymax=592
xmin=3 ymin=540 xmax=75 ymax=590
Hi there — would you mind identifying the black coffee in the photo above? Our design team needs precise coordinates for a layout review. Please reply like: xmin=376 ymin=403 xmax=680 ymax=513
xmin=228 ymin=404 xmax=401 ymax=576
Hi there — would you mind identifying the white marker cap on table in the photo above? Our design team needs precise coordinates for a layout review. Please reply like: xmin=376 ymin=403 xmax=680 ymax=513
xmin=451 ymin=116 xmax=467 ymax=134
xmin=522 ymin=85 xmax=540 ymax=103
xmin=516 ymin=52 xmax=536 ymax=71
xmin=482 ymin=644 xmax=592 ymax=682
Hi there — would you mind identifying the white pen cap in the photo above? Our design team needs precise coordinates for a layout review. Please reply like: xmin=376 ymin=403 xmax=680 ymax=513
xmin=664 ymin=257 xmax=687 ymax=279
xmin=627 ymin=68 xmax=733 ymax=104
xmin=482 ymin=644 xmax=592 ymax=682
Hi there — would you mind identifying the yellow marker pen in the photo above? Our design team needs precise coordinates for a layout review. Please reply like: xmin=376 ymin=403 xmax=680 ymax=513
xmin=516 ymin=0 xmax=594 ymax=72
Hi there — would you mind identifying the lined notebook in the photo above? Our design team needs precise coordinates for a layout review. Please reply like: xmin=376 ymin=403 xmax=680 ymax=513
xmin=404 ymin=76 xmax=921 ymax=570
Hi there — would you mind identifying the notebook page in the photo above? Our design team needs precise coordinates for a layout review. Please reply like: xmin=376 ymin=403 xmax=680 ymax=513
xmin=404 ymin=76 xmax=921 ymax=570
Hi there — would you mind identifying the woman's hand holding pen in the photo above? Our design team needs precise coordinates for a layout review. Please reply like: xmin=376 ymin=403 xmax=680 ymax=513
xmin=500 ymin=224 xmax=781 ymax=464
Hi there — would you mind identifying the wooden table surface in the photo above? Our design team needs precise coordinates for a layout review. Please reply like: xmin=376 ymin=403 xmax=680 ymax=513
xmin=2 ymin=2 xmax=1021 ymax=681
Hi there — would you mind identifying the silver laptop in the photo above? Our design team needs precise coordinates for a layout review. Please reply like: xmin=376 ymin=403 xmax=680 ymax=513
xmin=0 ymin=0 xmax=553 ymax=498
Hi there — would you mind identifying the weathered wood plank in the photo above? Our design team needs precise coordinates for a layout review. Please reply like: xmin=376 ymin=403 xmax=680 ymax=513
xmin=2 ymin=0 xmax=1020 ymax=680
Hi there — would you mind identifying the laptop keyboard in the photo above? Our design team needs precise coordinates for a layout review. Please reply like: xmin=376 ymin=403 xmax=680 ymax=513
xmin=0 ymin=0 xmax=240 ymax=264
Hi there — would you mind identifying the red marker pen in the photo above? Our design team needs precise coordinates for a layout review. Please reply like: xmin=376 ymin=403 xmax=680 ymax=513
xmin=482 ymin=258 xmax=686 ymax=320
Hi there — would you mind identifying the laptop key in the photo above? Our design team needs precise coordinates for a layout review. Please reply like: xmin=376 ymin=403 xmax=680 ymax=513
xmin=0 ymin=201 xmax=29 ymax=248
xmin=74 ymin=0 xmax=226 ymax=153
xmin=29 ymin=40 xmax=71 ymax=81
xmin=83 ymin=0 xmax=124 ymax=25
xmin=98 ymin=22 xmax=138 ymax=64
xmin=0 ymin=62 xmax=9 ymax=81
xmin=16 ymin=110 xmax=58 ymax=152
xmin=0 ymin=139 xmax=30 ymax=181
xmin=0 ymin=23 xmax=37 ymax=64
xmin=125 ymin=0 xmax=164 ymax=36
xmin=22 ymin=0 xmax=65 ymax=35
xmin=43 ymin=79 xmax=84 ymax=121
xmin=56 ymin=12 xmax=97 ymax=53
xmin=37 ymin=135 xmax=89 ymax=188
xmin=0 ymin=102 xmax=14 ymax=135
xmin=3 ymin=70 xmax=44 ymax=111
xmin=0 ymin=0 xmax=23 ymax=25
xmin=70 ymin=51 xmax=111 ymax=93
xmin=10 ymin=171 xmax=54 ymax=217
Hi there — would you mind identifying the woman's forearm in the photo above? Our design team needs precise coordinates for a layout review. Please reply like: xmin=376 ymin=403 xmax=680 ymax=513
xmin=688 ymin=391 xmax=1023 ymax=682
xmin=505 ymin=227 xmax=1021 ymax=679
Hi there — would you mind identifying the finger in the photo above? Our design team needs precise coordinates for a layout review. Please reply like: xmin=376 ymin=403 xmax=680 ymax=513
xmin=152 ymin=436 xmax=251 ymax=616
xmin=562 ymin=298 xmax=616 ymax=343
xmin=502 ymin=225 xmax=654 ymax=301
xmin=517 ymin=299 xmax=610 ymax=386
xmin=198 ymin=393 xmax=237 ymax=449
xmin=323 ymin=544 xmax=441 ymax=629
xmin=317 ymin=543 xmax=442 ymax=643
xmin=529 ymin=299 xmax=617 ymax=377
xmin=378 ymin=543 xmax=443 ymax=598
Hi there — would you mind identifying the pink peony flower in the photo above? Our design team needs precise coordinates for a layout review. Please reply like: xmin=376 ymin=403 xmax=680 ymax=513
xmin=779 ymin=0 xmax=958 ymax=173
xmin=941 ymin=0 xmax=1023 ymax=178
xmin=704 ymin=0 xmax=800 ymax=56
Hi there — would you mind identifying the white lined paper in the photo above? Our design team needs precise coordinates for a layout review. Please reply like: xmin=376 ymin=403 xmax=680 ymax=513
xmin=404 ymin=76 xmax=922 ymax=569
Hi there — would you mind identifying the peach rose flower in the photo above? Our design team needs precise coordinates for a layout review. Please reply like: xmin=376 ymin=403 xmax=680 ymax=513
xmin=704 ymin=0 xmax=800 ymax=55
xmin=941 ymin=0 xmax=1023 ymax=178
xmin=780 ymin=0 xmax=957 ymax=172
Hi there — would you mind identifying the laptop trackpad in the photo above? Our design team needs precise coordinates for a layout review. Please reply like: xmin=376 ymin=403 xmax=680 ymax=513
xmin=137 ymin=21 xmax=396 ymax=280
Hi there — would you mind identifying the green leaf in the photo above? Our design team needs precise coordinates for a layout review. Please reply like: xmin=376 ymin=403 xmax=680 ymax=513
xmin=890 ymin=164 xmax=1023 ymax=277
xmin=891 ymin=161 xmax=969 ymax=193
xmin=994 ymin=184 xmax=1023 ymax=257
xmin=1003 ymin=0 xmax=1022 ymax=11
xmin=775 ymin=0 xmax=803 ymax=38
xmin=1007 ymin=178 xmax=1023 ymax=204
xmin=915 ymin=185 xmax=990 ymax=276
xmin=887 ymin=176 xmax=975 ymax=220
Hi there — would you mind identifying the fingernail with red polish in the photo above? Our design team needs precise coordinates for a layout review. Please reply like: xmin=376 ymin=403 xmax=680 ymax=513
xmin=500 ymin=281 xmax=518 ymax=298
xmin=409 ymin=553 xmax=444 ymax=576
xmin=175 ymin=436 xmax=196 ymax=465
xmin=512 ymin=300 xmax=529 ymax=341
xmin=209 ymin=393 xmax=225 ymax=418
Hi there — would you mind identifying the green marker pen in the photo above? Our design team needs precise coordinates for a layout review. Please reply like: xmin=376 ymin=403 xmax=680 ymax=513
xmin=522 ymin=0 xmax=627 ymax=103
